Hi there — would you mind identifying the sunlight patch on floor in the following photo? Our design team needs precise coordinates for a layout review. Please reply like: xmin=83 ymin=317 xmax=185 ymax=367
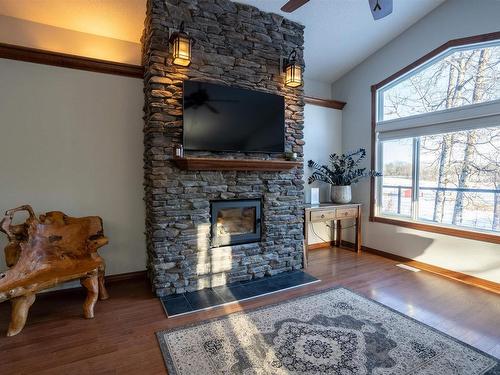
xmin=396 ymin=264 xmax=421 ymax=272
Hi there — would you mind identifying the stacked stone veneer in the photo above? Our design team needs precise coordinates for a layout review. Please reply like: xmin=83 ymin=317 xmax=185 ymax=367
xmin=143 ymin=0 xmax=306 ymax=296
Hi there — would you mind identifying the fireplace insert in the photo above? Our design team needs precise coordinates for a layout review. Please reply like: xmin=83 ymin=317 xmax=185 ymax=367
xmin=210 ymin=199 xmax=262 ymax=247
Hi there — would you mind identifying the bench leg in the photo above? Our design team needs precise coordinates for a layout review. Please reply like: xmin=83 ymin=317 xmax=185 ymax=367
xmin=8 ymin=293 xmax=36 ymax=336
xmin=81 ymin=273 xmax=99 ymax=319
xmin=98 ymin=265 xmax=109 ymax=301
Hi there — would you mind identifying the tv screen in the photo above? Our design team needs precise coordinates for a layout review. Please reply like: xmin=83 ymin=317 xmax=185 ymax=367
xmin=183 ymin=81 xmax=285 ymax=153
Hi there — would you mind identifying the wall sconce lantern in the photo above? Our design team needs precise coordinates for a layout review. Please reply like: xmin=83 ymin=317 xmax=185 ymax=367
xmin=169 ymin=21 xmax=193 ymax=67
xmin=283 ymin=49 xmax=302 ymax=87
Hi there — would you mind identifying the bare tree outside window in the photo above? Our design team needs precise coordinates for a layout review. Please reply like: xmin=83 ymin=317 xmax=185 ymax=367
xmin=382 ymin=45 xmax=500 ymax=120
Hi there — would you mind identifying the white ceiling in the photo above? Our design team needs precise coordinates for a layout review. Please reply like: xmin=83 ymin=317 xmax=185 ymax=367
xmin=237 ymin=0 xmax=445 ymax=82
xmin=0 ymin=0 xmax=445 ymax=83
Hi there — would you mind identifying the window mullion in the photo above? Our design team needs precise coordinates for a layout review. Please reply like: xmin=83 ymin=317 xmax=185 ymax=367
xmin=375 ymin=138 xmax=382 ymax=216
xmin=411 ymin=138 xmax=420 ymax=221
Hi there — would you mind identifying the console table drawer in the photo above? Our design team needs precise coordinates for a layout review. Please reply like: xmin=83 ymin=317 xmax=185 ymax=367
xmin=310 ymin=210 xmax=336 ymax=222
xmin=335 ymin=208 xmax=358 ymax=219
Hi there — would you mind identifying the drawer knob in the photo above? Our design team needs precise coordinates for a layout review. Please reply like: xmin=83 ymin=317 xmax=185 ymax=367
xmin=321 ymin=214 xmax=325 ymax=218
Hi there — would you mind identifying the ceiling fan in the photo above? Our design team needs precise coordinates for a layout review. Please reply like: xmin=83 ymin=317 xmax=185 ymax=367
xmin=280 ymin=0 xmax=393 ymax=20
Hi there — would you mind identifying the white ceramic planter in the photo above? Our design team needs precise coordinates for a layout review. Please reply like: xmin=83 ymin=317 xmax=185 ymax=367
xmin=331 ymin=185 xmax=352 ymax=204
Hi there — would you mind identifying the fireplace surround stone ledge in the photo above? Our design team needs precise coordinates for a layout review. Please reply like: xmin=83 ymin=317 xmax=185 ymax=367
xmin=171 ymin=157 xmax=302 ymax=171
xmin=143 ymin=0 xmax=305 ymax=296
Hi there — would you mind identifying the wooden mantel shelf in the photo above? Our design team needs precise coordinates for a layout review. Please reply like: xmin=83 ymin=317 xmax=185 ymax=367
xmin=172 ymin=157 xmax=302 ymax=171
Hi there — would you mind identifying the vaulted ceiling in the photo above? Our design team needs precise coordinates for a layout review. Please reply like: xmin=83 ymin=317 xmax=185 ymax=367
xmin=0 ymin=0 xmax=445 ymax=82
xmin=238 ymin=0 xmax=445 ymax=82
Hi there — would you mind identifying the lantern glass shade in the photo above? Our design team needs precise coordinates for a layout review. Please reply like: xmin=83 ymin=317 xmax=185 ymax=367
xmin=285 ymin=63 xmax=302 ymax=87
xmin=172 ymin=33 xmax=192 ymax=67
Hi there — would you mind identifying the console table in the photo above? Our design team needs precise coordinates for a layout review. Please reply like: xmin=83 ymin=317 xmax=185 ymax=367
xmin=303 ymin=203 xmax=362 ymax=266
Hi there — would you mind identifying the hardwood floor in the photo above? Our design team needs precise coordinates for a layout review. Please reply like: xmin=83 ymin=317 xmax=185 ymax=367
xmin=0 ymin=247 xmax=499 ymax=374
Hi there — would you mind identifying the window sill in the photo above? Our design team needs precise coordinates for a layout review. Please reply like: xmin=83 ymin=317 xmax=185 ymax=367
xmin=369 ymin=215 xmax=500 ymax=245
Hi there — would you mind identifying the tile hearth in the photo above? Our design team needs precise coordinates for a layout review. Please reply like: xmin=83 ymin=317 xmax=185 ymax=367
xmin=160 ymin=271 xmax=319 ymax=317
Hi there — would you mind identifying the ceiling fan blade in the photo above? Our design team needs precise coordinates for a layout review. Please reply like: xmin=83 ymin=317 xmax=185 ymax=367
xmin=281 ymin=0 xmax=310 ymax=13
xmin=369 ymin=0 xmax=393 ymax=20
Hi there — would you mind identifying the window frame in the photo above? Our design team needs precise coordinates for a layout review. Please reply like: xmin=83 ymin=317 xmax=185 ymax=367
xmin=369 ymin=31 xmax=500 ymax=245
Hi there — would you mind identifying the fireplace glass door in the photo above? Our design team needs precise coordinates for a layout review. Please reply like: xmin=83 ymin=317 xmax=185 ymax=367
xmin=210 ymin=199 xmax=261 ymax=247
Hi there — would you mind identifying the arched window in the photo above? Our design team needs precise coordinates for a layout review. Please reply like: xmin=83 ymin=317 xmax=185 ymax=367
xmin=372 ymin=32 xmax=500 ymax=243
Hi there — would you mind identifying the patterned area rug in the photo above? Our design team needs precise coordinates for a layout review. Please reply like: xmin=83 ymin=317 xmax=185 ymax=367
xmin=157 ymin=288 xmax=500 ymax=374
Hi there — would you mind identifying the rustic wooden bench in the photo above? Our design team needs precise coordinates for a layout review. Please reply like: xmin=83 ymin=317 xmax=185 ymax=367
xmin=0 ymin=205 xmax=109 ymax=336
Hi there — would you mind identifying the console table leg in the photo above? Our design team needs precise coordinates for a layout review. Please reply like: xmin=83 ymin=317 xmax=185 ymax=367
xmin=303 ymin=216 xmax=309 ymax=268
xmin=336 ymin=220 xmax=342 ymax=247
xmin=355 ymin=206 xmax=362 ymax=253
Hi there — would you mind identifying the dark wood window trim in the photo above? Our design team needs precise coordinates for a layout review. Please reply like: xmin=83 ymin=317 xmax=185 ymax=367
xmin=369 ymin=31 xmax=500 ymax=244
xmin=371 ymin=31 xmax=500 ymax=92
xmin=0 ymin=42 xmax=144 ymax=78
xmin=304 ymin=96 xmax=346 ymax=110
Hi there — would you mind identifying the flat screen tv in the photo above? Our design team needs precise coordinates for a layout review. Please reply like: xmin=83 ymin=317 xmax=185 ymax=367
xmin=183 ymin=81 xmax=285 ymax=153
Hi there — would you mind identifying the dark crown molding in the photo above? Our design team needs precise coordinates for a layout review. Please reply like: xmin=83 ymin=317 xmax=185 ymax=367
xmin=304 ymin=96 xmax=346 ymax=110
xmin=0 ymin=43 xmax=144 ymax=78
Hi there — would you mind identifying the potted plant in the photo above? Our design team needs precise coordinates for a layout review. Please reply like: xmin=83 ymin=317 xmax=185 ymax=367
xmin=307 ymin=148 xmax=381 ymax=204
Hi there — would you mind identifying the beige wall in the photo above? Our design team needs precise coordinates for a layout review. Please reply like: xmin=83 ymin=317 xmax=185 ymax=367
xmin=0 ymin=58 xmax=145 ymax=276
xmin=303 ymin=79 xmax=343 ymax=244
xmin=303 ymin=104 xmax=343 ymax=245
xmin=332 ymin=0 xmax=500 ymax=283
xmin=0 ymin=15 xmax=141 ymax=65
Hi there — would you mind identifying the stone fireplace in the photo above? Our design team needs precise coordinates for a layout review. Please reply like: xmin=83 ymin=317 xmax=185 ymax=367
xmin=210 ymin=199 xmax=262 ymax=248
xmin=143 ymin=0 xmax=305 ymax=296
